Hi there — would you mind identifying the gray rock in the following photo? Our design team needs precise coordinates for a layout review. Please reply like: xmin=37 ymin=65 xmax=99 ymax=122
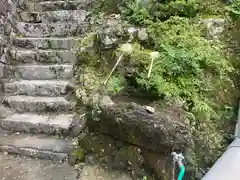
xmin=69 ymin=114 xmax=86 ymax=137
xmin=87 ymin=102 xmax=193 ymax=152
xmin=14 ymin=64 xmax=73 ymax=80
xmin=137 ymin=28 xmax=148 ymax=41
xmin=98 ymin=16 xmax=124 ymax=48
xmin=113 ymin=146 xmax=144 ymax=171
xmin=0 ymin=105 xmax=13 ymax=119
xmin=144 ymin=106 xmax=155 ymax=114
xmin=202 ymin=18 xmax=225 ymax=39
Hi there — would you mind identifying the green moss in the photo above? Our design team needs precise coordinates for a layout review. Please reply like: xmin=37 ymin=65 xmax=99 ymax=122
xmin=74 ymin=0 xmax=238 ymax=177
xmin=78 ymin=134 xmax=118 ymax=157
xmin=72 ymin=148 xmax=85 ymax=162
xmin=92 ymin=0 xmax=121 ymax=14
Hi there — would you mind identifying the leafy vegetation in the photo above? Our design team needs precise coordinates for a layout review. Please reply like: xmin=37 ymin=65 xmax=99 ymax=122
xmin=75 ymin=0 xmax=240 ymax=178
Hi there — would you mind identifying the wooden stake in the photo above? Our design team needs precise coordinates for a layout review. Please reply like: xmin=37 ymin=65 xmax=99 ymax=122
xmin=104 ymin=53 xmax=124 ymax=85
xmin=147 ymin=57 xmax=154 ymax=78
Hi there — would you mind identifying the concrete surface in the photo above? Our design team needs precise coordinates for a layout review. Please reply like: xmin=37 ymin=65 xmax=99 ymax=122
xmin=0 ymin=132 xmax=71 ymax=161
xmin=0 ymin=153 xmax=132 ymax=180
xmin=0 ymin=153 xmax=78 ymax=180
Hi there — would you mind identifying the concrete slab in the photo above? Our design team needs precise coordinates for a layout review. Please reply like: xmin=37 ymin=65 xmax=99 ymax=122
xmin=0 ymin=113 xmax=73 ymax=134
xmin=0 ymin=132 xmax=71 ymax=161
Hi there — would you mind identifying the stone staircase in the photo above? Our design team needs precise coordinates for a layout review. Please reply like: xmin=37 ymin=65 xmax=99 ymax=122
xmin=0 ymin=0 xmax=90 ymax=162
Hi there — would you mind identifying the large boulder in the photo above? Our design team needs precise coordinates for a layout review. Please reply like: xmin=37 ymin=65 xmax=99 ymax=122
xmin=86 ymin=98 xmax=193 ymax=153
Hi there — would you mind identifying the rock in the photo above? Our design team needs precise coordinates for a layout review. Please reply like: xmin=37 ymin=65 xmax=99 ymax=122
xmin=87 ymin=101 xmax=193 ymax=152
xmin=69 ymin=114 xmax=86 ymax=137
xmin=0 ymin=105 xmax=13 ymax=119
xmin=137 ymin=28 xmax=148 ymax=41
xmin=127 ymin=27 xmax=138 ymax=35
xmin=142 ymin=149 xmax=171 ymax=179
xmin=144 ymin=106 xmax=155 ymax=114
xmin=85 ymin=153 xmax=98 ymax=164
xmin=113 ymin=146 xmax=143 ymax=169
xmin=78 ymin=134 xmax=118 ymax=160
xmin=98 ymin=15 xmax=124 ymax=48
xmin=202 ymin=18 xmax=225 ymax=39
xmin=100 ymin=95 xmax=115 ymax=108
xmin=113 ymin=146 xmax=145 ymax=179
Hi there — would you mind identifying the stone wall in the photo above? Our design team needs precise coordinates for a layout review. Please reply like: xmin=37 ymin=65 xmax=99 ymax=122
xmin=0 ymin=0 xmax=19 ymax=117
xmin=0 ymin=0 xmax=22 ymax=82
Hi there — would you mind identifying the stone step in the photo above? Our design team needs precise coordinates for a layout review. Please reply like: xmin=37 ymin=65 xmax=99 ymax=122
xmin=14 ymin=64 xmax=73 ymax=80
xmin=0 ymin=132 xmax=71 ymax=161
xmin=4 ymin=80 xmax=72 ymax=96
xmin=16 ymin=22 xmax=88 ymax=37
xmin=26 ymin=0 xmax=92 ymax=12
xmin=9 ymin=49 xmax=76 ymax=64
xmin=0 ymin=113 xmax=74 ymax=135
xmin=13 ymin=37 xmax=81 ymax=50
xmin=2 ymin=96 xmax=72 ymax=113
xmin=20 ymin=10 xmax=88 ymax=23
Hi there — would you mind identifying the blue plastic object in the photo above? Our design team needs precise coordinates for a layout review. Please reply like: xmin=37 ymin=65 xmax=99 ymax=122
xmin=177 ymin=165 xmax=185 ymax=180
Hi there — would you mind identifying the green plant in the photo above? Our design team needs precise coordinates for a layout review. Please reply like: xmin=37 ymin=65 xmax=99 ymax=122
xmin=119 ymin=1 xmax=235 ymax=171
xmin=75 ymin=0 xmax=238 ymax=177
xmin=107 ymin=75 xmax=126 ymax=94
xmin=227 ymin=0 xmax=240 ymax=20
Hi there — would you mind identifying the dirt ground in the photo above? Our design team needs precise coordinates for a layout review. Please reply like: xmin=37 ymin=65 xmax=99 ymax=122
xmin=0 ymin=153 xmax=132 ymax=180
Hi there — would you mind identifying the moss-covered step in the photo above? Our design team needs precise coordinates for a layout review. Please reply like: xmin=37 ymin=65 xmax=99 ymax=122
xmin=13 ymin=37 xmax=81 ymax=50
xmin=26 ymin=0 xmax=93 ymax=12
xmin=20 ymin=10 xmax=88 ymax=23
xmin=9 ymin=49 xmax=76 ymax=64
xmin=0 ymin=132 xmax=71 ymax=161
xmin=16 ymin=22 xmax=88 ymax=37
xmin=14 ymin=64 xmax=73 ymax=80
xmin=2 ymin=96 xmax=72 ymax=113
xmin=4 ymin=80 xmax=71 ymax=97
